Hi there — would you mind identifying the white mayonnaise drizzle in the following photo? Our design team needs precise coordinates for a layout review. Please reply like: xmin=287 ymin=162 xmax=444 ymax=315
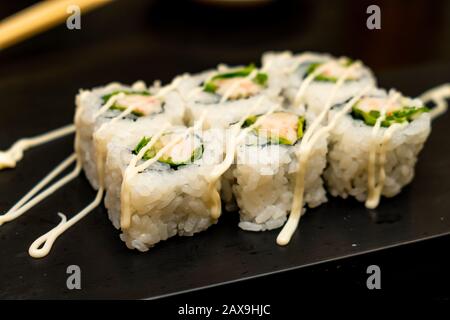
xmin=366 ymin=122 xmax=404 ymax=209
xmin=93 ymin=99 xmax=143 ymax=188
xmin=365 ymin=92 xmax=401 ymax=209
xmin=186 ymin=86 xmax=203 ymax=100
xmin=120 ymin=118 xmax=204 ymax=229
xmin=119 ymin=125 xmax=170 ymax=229
xmin=293 ymin=59 xmax=347 ymax=107
xmin=0 ymin=124 xmax=75 ymax=170
xmin=187 ymin=62 xmax=273 ymax=102
xmin=277 ymin=61 xmax=372 ymax=245
xmin=0 ymin=92 xmax=122 ymax=226
xmin=27 ymin=84 xmax=166 ymax=258
xmin=118 ymin=78 xmax=195 ymax=229
xmin=154 ymin=76 xmax=184 ymax=98
xmin=283 ymin=53 xmax=322 ymax=74
xmin=29 ymin=78 xmax=187 ymax=257
xmin=201 ymin=61 xmax=276 ymax=218
xmin=205 ymin=97 xmax=280 ymax=219
xmin=219 ymin=69 xmax=259 ymax=103
xmin=93 ymin=92 xmax=126 ymax=118
xmin=0 ymin=154 xmax=76 ymax=221
xmin=303 ymin=62 xmax=363 ymax=139
xmin=277 ymin=85 xmax=372 ymax=245
xmin=94 ymin=77 xmax=182 ymax=121
xmin=364 ymin=82 xmax=450 ymax=208
xmin=3 ymin=60 xmax=447 ymax=256
xmin=0 ymin=154 xmax=81 ymax=226
xmin=28 ymin=187 xmax=104 ymax=258
xmin=419 ymin=83 xmax=450 ymax=120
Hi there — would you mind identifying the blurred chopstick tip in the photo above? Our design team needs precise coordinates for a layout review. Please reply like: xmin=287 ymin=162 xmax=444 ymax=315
xmin=0 ymin=0 xmax=112 ymax=51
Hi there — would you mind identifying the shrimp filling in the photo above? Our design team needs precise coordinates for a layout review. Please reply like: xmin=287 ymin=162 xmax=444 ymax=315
xmin=351 ymin=96 xmax=429 ymax=127
xmin=133 ymin=133 xmax=204 ymax=169
xmin=305 ymin=59 xmax=362 ymax=82
xmin=243 ymin=112 xmax=305 ymax=145
xmin=102 ymin=90 xmax=163 ymax=117
xmin=203 ymin=64 xmax=268 ymax=100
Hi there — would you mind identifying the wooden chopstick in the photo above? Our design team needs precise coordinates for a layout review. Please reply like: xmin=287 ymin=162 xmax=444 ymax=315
xmin=0 ymin=0 xmax=112 ymax=50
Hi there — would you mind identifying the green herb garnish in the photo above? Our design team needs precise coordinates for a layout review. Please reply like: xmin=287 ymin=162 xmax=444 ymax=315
xmin=242 ymin=115 xmax=258 ymax=128
xmin=109 ymin=105 xmax=144 ymax=117
xmin=305 ymin=58 xmax=354 ymax=83
xmin=101 ymin=90 xmax=151 ymax=118
xmin=133 ymin=136 xmax=151 ymax=155
xmin=101 ymin=90 xmax=150 ymax=104
xmin=352 ymin=105 xmax=430 ymax=127
xmin=297 ymin=116 xmax=305 ymax=139
xmin=242 ymin=114 xmax=305 ymax=145
xmin=203 ymin=64 xmax=268 ymax=95
xmin=132 ymin=135 xmax=204 ymax=169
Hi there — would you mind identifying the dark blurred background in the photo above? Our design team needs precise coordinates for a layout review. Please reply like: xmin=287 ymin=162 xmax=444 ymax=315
xmin=2 ymin=0 xmax=446 ymax=157
xmin=1 ymin=0 xmax=449 ymax=88
xmin=1 ymin=0 xmax=450 ymax=301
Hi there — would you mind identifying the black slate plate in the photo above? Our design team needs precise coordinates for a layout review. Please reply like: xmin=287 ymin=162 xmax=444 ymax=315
xmin=0 ymin=63 xmax=449 ymax=299
xmin=1 ymin=0 xmax=450 ymax=300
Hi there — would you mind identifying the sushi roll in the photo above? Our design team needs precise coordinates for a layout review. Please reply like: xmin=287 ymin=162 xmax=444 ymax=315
xmin=232 ymin=109 xmax=328 ymax=231
xmin=8 ymin=51 xmax=447 ymax=259
xmin=75 ymin=81 xmax=185 ymax=189
xmin=324 ymin=88 xmax=431 ymax=208
xmin=176 ymin=64 xmax=286 ymax=209
xmin=178 ymin=64 xmax=283 ymax=128
xmin=262 ymin=51 xmax=376 ymax=116
xmin=104 ymin=125 xmax=225 ymax=251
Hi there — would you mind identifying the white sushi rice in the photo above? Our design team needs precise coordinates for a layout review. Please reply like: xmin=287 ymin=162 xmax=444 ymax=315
xmin=75 ymin=81 xmax=184 ymax=189
xmin=232 ymin=119 xmax=328 ymax=232
xmin=177 ymin=68 xmax=283 ymax=129
xmin=186 ymin=94 xmax=283 ymax=129
xmin=324 ymin=111 xmax=431 ymax=202
xmin=178 ymin=70 xmax=286 ymax=210
xmin=70 ymin=51 xmax=437 ymax=252
xmin=262 ymin=51 xmax=376 ymax=116
xmin=104 ymin=128 xmax=225 ymax=251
